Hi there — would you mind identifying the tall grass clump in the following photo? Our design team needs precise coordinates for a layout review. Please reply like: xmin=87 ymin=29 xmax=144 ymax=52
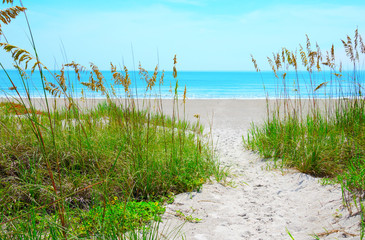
xmin=245 ymin=29 xmax=365 ymax=237
xmin=0 ymin=1 xmax=222 ymax=239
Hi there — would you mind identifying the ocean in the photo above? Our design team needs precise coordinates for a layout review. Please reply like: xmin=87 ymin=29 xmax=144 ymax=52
xmin=0 ymin=70 xmax=362 ymax=99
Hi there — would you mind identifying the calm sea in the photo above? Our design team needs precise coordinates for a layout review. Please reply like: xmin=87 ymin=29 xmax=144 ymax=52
xmin=0 ymin=70 xmax=363 ymax=99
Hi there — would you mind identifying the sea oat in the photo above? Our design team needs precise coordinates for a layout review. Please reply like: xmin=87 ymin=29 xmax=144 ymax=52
xmin=183 ymin=85 xmax=187 ymax=104
xmin=315 ymin=43 xmax=322 ymax=71
xmin=267 ymin=56 xmax=278 ymax=78
xmin=159 ymin=70 xmax=165 ymax=85
xmin=342 ymin=36 xmax=355 ymax=62
xmin=65 ymin=61 xmax=84 ymax=81
xmin=44 ymin=78 xmax=62 ymax=97
xmin=55 ymin=66 xmax=67 ymax=92
xmin=173 ymin=55 xmax=178 ymax=79
xmin=250 ymin=55 xmax=260 ymax=72
xmin=0 ymin=5 xmax=26 ymax=35
xmin=331 ymin=45 xmax=335 ymax=63
xmin=146 ymin=65 xmax=158 ymax=91
xmin=13 ymin=64 xmax=29 ymax=79
xmin=0 ymin=43 xmax=33 ymax=68
xmin=299 ymin=45 xmax=308 ymax=67
xmin=291 ymin=52 xmax=297 ymax=70
xmin=359 ymin=35 xmax=365 ymax=54
xmin=274 ymin=53 xmax=281 ymax=70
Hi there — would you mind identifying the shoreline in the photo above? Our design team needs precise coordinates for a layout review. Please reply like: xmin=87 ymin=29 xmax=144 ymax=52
xmin=0 ymin=98 xmax=271 ymax=130
xmin=0 ymin=97 xmax=349 ymax=131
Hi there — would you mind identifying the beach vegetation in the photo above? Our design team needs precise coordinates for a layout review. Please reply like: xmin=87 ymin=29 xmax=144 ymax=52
xmin=0 ymin=1 xmax=222 ymax=239
xmin=245 ymin=30 xmax=365 ymax=238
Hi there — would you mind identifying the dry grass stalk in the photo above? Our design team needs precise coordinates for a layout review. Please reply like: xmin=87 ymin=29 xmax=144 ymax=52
xmin=0 ymin=5 xmax=26 ymax=35
xmin=299 ymin=45 xmax=308 ymax=67
xmin=159 ymin=70 xmax=165 ymax=85
xmin=250 ymin=55 xmax=260 ymax=72
xmin=315 ymin=229 xmax=357 ymax=237
xmin=110 ymin=63 xmax=131 ymax=93
xmin=0 ymin=43 xmax=33 ymax=68
xmin=0 ymin=6 xmax=25 ymax=25
xmin=65 ymin=61 xmax=84 ymax=81
xmin=148 ymin=65 xmax=158 ymax=91
xmin=183 ymin=85 xmax=187 ymax=104
xmin=173 ymin=55 xmax=177 ymax=78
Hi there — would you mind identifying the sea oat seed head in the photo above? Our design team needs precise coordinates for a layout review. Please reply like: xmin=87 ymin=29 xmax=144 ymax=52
xmin=250 ymin=55 xmax=260 ymax=72
xmin=183 ymin=85 xmax=187 ymax=104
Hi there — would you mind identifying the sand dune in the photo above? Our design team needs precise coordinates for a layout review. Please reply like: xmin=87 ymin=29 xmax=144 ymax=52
xmin=1 ymin=98 xmax=361 ymax=239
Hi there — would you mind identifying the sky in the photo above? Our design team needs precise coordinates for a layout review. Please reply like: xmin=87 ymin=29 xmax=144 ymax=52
xmin=1 ymin=0 xmax=365 ymax=71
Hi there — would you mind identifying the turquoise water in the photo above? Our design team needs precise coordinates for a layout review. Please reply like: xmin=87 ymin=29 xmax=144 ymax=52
xmin=0 ymin=70 xmax=363 ymax=99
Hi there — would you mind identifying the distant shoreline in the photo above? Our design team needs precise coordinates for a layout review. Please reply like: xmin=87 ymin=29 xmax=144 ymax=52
xmin=0 ymin=97 xmax=343 ymax=131
xmin=2 ymin=70 xmax=359 ymax=99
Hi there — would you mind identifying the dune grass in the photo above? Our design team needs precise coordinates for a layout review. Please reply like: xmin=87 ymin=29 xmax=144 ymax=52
xmin=1 ymin=97 xmax=214 ymax=239
xmin=0 ymin=1 xmax=223 ymax=239
xmin=245 ymin=30 xmax=365 ymax=238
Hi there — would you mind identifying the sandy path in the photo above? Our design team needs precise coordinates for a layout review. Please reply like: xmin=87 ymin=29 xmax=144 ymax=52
xmin=161 ymin=127 xmax=360 ymax=239
xmin=158 ymin=99 xmax=361 ymax=240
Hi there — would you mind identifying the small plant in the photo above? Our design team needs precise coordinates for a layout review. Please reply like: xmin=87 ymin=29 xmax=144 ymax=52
xmin=319 ymin=178 xmax=337 ymax=186
xmin=286 ymin=227 xmax=295 ymax=240
xmin=77 ymin=199 xmax=166 ymax=237
xmin=174 ymin=210 xmax=202 ymax=223
xmin=333 ymin=209 xmax=343 ymax=219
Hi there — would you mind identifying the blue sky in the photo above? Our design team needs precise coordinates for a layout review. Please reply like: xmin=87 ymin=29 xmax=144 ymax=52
xmin=1 ymin=0 xmax=365 ymax=71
